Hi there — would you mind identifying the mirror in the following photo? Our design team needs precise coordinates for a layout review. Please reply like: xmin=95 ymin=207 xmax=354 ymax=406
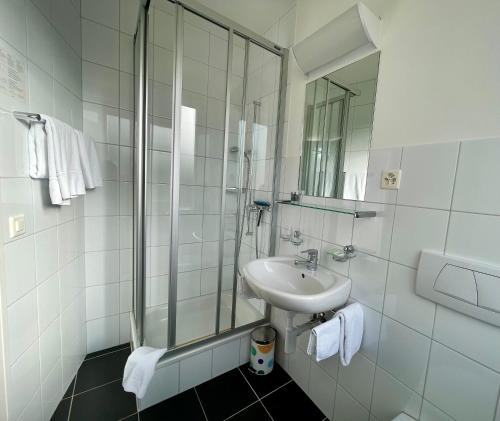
xmin=298 ymin=52 xmax=380 ymax=201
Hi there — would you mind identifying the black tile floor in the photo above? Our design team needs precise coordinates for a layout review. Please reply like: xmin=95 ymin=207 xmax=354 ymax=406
xmin=52 ymin=344 xmax=328 ymax=421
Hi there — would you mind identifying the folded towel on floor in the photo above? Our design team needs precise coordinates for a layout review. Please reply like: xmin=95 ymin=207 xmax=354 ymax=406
xmin=337 ymin=302 xmax=364 ymax=366
xmin=75 ymin=130 xmax=103 ymax=189
xmin=307 ymin=316 xmax=341 ymax=362
xmin=122 ymin=346 xmax=168 ymax=399
xmin=28 ymin=123 xmax=48 ymax=179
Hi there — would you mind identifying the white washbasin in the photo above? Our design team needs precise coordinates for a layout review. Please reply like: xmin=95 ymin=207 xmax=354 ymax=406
xmin=242 ymin=256 xmax=351 ymax=314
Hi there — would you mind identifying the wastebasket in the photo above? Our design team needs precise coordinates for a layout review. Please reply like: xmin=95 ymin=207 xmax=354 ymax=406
xmin=249 ymin=326 xmax=276 ymax=375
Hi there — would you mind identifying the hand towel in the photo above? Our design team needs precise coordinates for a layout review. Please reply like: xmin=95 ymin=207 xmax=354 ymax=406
xmin=42 ymin=115 xmax=71 ymax=205
xmin=67 ymin=130 xmax=86 ymax=198
xmin=307 ymin=316 xmax=341 ymax=362
xmin=337 ymin=302 xmax=364 ymax=366
xmin=122 ymin=346 xmax=168 ymax=399
xmin=28 ymin=123 xmax=48 ymax=178
xmin=75 ymin=130 xmax=103 ymax=189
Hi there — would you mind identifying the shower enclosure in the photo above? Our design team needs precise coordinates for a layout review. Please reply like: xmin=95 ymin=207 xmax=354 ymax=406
xmin=132 ymin=0 xmax=288 ymax=356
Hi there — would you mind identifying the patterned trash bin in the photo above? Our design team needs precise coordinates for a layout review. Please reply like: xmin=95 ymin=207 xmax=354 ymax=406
xmin=249 ymin=326 xmax=276 ymax=375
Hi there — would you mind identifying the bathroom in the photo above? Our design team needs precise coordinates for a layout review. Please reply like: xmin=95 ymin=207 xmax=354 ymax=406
xmin=0 ymin=0 xmax=499 ymax=419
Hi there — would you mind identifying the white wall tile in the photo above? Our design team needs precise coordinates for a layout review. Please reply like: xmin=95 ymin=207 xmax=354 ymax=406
xmin=83 ymin=61 xmax=119 ymax=107
xmin=26 ymin=2 xmax=55 ymax=75
xmin=85 ymin=250 xmax=119 ymax=286
xmin=119 ymin=72 xmax=134 ymax=111
xmin=308 ymin=362 xmax=336 ymax=420
xmin=349 ymin=252 xmax=388 ymax=312
xmin=139 ymin=362 xmax=179 ymax=411
xmin=40 ymin=359 xmax=62 ymax=420
xmin=424 ymin=342 xmax=500 ymax=421
xmin=433 ymin=306 xmax=500 ymax=372
xmin=239 ymin=335 xmax=250 ymax=365
xmin=0 ymin=0 xmax=27 ymax=54
xmin=83 ymin=102 xmax=119 ymax=144
xmin=19 ymin=388 xmax=42 ymax=421
xmin=179 ymin=349 xmax=212 ymax=392
xmin=420 ymin=400 xmax=454 ymax=421
xmin=4 ymin=235 xmax=36 ymax=305
xmin=86 ymin=283 xmax=119 ymax=320
xmin=39 ymin=318 xmax=61 ymax=382
xmin=35 ymin=227 xmax=58 ymax=283
xmin=84 ymin=181 xmax=119 ymax=216
xmin=452 ymin=138 xmax=500 ymax=214
xmin=446 ymin=211 xmax=500 ymax=265
xmin=82 ymin=0 xmax=119 ymax=29
xmin=7 ymin=290 xmax=38 ymax=365
xmin=397 ymin=142 xmax=459 ymax=209
xmin=7 ymin=341 xmax=40 ymax=420
xmin=0 ymin=177 xmax=34 ymax=244
xmin=377 ymin=317 xmax=430 ymax=394
xmin=37 ymin=273 xmax=60 ymax=334
xmin=371 ymin=368 xmax=422 ymax=421
xmin=358 ymin=304 xmax=381 ymax=363
xmin=120 ymin=0 xmax=140 ymax=35
xmin=390 ymin=206 xmax=449 ymax=268
xmin=86 ymin=315 xmax=120 ymax=353
xmin=338 ymin=353 xmax=375 ymax=409
xmin=119 ymin=312 xmax=131 ymax=344
xmin=322 ymin=211 xmax=353 ymax=246
xmin=85 ymin=216 xmax=119 ymax=251
xmin=352 ymin=203 xmax=395 ymax=259
xmin=333 ymin=386 xmax=370 ymax=421
xmin=0 ymin=114 xmax=29 ymax=178
xmin=287 ymin=347 xmax=311 ymax=392
xmin=384 ymin=263 xmax=435 ymax=336
xmin=120 ymin=281 xmax=132 ymax=313
xmin=211 ymin=339 xmax=240 ymax=378
xmin=82 ymin=19 xmax=119 ymax=69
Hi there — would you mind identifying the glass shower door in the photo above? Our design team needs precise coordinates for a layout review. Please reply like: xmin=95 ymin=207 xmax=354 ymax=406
xmin=135 ymin=0 xmax=286 ymax=352
xmin=172 ymin=10 xmax=232 ymax=346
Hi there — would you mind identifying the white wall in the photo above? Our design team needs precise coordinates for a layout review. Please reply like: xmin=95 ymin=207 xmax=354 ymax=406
xmin=271 ymin=1 xmax=500 ymax=420
xmin=0 ymin=0 xmax=86 ymax=419
xmin=80 ymin=0 xmax=139 ymax=354
xmin=274 ymin=139 xmax=500 ymax=421
xmin=292 ymin=0 xmax=500 ymax=148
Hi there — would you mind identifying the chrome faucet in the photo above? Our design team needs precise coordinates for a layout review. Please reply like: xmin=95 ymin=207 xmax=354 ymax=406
xmin=294 ymin=249 xmax=319 ymax=271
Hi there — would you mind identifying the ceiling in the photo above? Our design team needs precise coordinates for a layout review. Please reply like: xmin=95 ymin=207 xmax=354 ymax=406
xmin=196 ymin=0 xmax=296 ymax=35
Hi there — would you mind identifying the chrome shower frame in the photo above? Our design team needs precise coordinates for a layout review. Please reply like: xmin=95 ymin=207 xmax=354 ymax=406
xmin=132 ymin=0 xmax=289 ymax=356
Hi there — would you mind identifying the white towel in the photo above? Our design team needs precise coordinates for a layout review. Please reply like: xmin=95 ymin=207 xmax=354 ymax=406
xmin=42 ymin=115 xmax=86 ymax=205
xmin=122 ymin=346 xmax=167 ymax=399
xmin=42 ymin=115 xmax=70 ymax=205
xmin=307 ymin=316 xmax=341 ymax=362
xmin=75 ymin=130 xmax=103 ymax=189
xmin=28 ymin=123 xmax=48 ymax=178
xmin=337 ymin=303 xmax=364 ymax=366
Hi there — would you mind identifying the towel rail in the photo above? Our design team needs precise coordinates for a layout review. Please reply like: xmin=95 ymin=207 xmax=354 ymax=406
xmin=13 ymin=111 xmax=46 ymax=124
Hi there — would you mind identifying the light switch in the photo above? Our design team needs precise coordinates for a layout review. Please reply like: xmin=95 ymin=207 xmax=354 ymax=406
xmin=8 ymin=214 xmax=25 ymax=238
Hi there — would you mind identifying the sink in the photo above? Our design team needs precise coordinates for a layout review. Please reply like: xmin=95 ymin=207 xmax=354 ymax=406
xmin=242 ymin=256 xmax=351 ymax=314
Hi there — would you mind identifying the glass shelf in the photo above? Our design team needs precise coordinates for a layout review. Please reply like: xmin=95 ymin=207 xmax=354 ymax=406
xmin=276 ymin=200 xmax=376 ymax=218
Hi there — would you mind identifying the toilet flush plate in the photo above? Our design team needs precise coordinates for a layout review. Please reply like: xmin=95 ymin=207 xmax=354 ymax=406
xmin=416 ymin=250 xmax=500 ymax=327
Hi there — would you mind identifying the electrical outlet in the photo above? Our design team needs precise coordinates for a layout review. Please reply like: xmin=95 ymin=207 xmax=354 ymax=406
xmin=381 ymin=169 xmax=402 ymax=190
